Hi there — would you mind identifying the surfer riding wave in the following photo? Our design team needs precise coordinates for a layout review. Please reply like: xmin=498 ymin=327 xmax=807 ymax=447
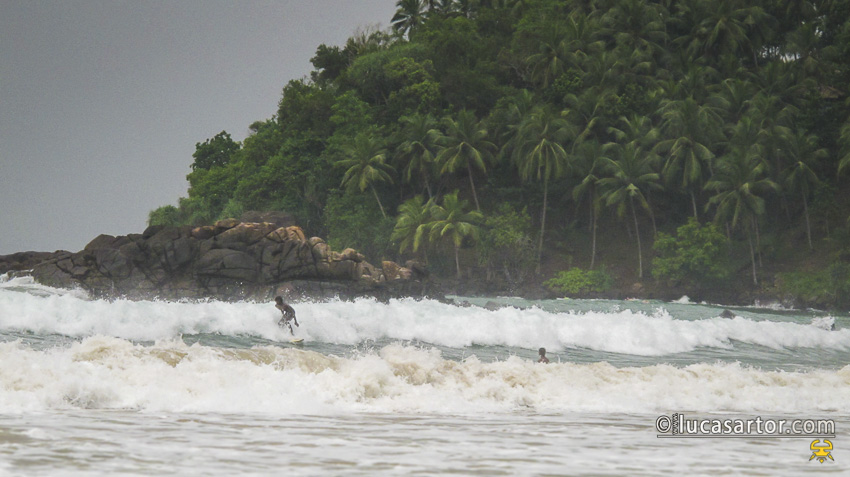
xmin=275 ymin=296 xmax=299 ymax=335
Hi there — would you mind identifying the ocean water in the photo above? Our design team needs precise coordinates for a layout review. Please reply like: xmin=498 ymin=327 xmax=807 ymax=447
xmin=1 ymin=274 xmax=848 ymax=475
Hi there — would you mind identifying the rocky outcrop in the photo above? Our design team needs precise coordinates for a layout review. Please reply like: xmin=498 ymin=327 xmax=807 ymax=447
xmin=30 ymin=220 xmax=432 ymax=301
xmin=0 ymin=251 xmax=61 ymax=276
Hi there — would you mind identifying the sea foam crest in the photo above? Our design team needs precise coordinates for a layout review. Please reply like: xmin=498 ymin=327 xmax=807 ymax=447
xmin=1 ymin=285 xmax=849 ymax=355
xmin=0 ymin=338 xmax=847 ymax=414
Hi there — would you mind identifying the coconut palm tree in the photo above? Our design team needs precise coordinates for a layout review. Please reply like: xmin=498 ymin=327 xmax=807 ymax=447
xmin=600 ymin=0 xmax=668 ymax=62
xmin=509 ymin=105 xmax=576 ymax=271
xmin=435 ymin=110 xmax=497 ymax=211
xmin=597 ymin=142 xmax=662 ymax=279
xmin=427 ymin=190 xmax=483 ymax=278
xmin=572 ymin=139 xmax=604 ymax=269
xmin=782 ymin=129 xmax=827 ymax=250
xmin=392 ymin=0 xmax=427 ymax=37
xmin=685 ymin=0 xmax=770 ymax=66
xmin=655 ymin=96 xmax=722 ymax=218
xmin=705 ymin=147 xmax=778 ymax=285
xmin=526 ymin=13 xmax=603 ymax=89
xmin=338 ymin=133 xmax=396 ymax=218
xmin=392 ymin=195 xmax=434 ymax=259
xmin=395 ymin=114 xmax=440 ymax=198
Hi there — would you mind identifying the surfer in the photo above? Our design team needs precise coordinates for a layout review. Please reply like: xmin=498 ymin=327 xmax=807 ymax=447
xmin=538 ymin=347 xmax=549 ymax=364
xmin=274 ymin=296 xmax=299 ymax=335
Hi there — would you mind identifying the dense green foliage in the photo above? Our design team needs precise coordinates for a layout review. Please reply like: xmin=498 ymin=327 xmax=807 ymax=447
xmin=477 ymin=203 xmax=535 ymax=283
xmin=544 ymin=267 xmax=614 ymax=295
xmin=777 ymin=262 xmax=850 ymax=309
xmin=652 ymin=218 xmax=730 ymax=287
xmin=150 ymin=0 xmax=850 ymax=296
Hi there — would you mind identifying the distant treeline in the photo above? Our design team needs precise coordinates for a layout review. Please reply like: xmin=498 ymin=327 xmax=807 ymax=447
xmin=150 ymin=0 xmax=850 ymax=298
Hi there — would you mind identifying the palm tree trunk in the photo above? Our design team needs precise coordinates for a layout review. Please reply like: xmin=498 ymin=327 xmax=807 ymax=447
xmin=371 ymin=185 xmax=387 ymax=218
xmin=467 ymin=164 xmax=481 ymax=211
xmin=454 ymin=243 xmax=461 ymax=279
xmin=537 ymin=178 xmax=548 ymax=274
xmin=647 ymin=193 xmax=657 ymax=236
xmin=747 ymin=225 xmax=758 ymax=285
xmin=630 ymin=195 xmax=643 ymax=279
xmin=590 ymin=202 xmax=597 ymax=270
xmin=803 ymin=190 xmax=812 ymax=250
xmin=754 ymin=217 xmax=762 ymax=268
xmin=690 ymin=190 xmax=698 ymax=219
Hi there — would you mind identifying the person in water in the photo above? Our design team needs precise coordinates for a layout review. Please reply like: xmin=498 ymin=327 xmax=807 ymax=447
xmin=275 ymin=296 xmax=299 ymax=335
xmin=538 ymin=347 xmax=549 ymax=364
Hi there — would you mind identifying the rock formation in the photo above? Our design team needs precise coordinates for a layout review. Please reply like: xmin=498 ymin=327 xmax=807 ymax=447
xmin=0 ymin=251 xmax=57 ymax=276
xmin=27 ymin=220 xmax=431 ymax=301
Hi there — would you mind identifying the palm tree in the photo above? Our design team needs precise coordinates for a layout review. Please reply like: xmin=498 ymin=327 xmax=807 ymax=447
xmin=705 ymin=147 xmax=778 ymax=285
xmin=685 ymin=0 xmax=770 ymax=66
xmin=395 ymin=114 xmax=440 ymax=198
xmin=655 ymin=96 xmax=722 ymax=218
xmin=782 ymin=129 xmax=827 ymax=250
xmin=597 ymin=142 xmax=661 ymax=279
xmin=600 ymin=0 xmax=668 ymax=62
xmin=435 ymin=110 xmax=497 ymax=211
xmin=509 ymin=105 xmax=576 ymax=271
xmin=392 ymin=195 xmax=434 ymax=259
xmin=427 ymin=190 xmax=483 ymax=278
xmin=713 ymin=77 xmax=756 ymax=126
xmin=338 ymin=133 xmax=396 ymax=218
xmin=392 ymin=0 xmax=427 ymax=37
xmin=526 ymin=13 xmax=602 ymax=89
xmin=572 ymin=139 xmax=604 ymax=269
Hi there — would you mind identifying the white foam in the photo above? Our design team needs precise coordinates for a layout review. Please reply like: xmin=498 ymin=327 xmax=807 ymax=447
xmin=811 ymin=316 xmax=836 ymax=331
xmin=2 ymin=285 xmax=849 ymax=355
xmin=0 ymin=339 xmax=847 ymax=414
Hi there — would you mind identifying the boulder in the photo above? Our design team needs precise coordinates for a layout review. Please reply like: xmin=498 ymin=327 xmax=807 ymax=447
xmin=214 ymin=218 xmax=240 ymax=233
xmin=196 ymin=249 xmax=257 ymax=282
xmin=311 ymin=241 xmax=331 ymax=262
xmin=191 ymin=226 xmax=216 ymax=241
xmin=382 ymin=261 xmax=411 ymax=280
xmin=239 ymin=210 xmax=295 ymax=228
xmin=214 ymin=222 xmax=277 ymax=249
xmin=265 ymin=226 xmax=306 ymax=243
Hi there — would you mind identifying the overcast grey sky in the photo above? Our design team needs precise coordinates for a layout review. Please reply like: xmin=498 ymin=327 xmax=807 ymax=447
xmin=0 ymin=0 xmax=397 ymax=254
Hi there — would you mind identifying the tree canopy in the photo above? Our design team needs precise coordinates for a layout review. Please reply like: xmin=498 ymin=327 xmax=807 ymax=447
xmin=151 ymin=0 xmax=850 ymax=299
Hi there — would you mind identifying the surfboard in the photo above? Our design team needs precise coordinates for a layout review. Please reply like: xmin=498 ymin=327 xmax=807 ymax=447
xmin=289 ymin=338 xmax=304 ymax=344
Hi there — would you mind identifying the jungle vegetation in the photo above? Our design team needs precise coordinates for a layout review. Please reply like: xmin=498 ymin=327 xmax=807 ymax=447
xmin=150 ymin=0 xmax=850 ymax=307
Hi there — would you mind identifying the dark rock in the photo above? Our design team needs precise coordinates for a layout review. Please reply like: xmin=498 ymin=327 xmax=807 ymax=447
xmin=214 ymin=218 xmax=240 ymax=233
xmin=191 ymin=226 xmax=216 ymax=241
xmin=142 ymin=225 xmax=166 ymax=239
xmin=25 ymin=221 xmax=434 ymax=302
xmin=0 ymin=251 xmax=59 ymax=274
xmin=85 ymin=234 xmax=117 ymax=251
xmin=719 ymin=309 xmax=736 ymax=319
xmin=215 ymin=223 xmax=276 ymax=249
xmin=93 ymin=248 xmax=132 ymax=279
xmin=196 ymin=249 xmax=257 ymax=282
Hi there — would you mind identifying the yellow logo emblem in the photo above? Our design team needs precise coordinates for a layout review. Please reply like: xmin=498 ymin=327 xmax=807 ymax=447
xmin=810 ymin=439 xmax=834 ymax=463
